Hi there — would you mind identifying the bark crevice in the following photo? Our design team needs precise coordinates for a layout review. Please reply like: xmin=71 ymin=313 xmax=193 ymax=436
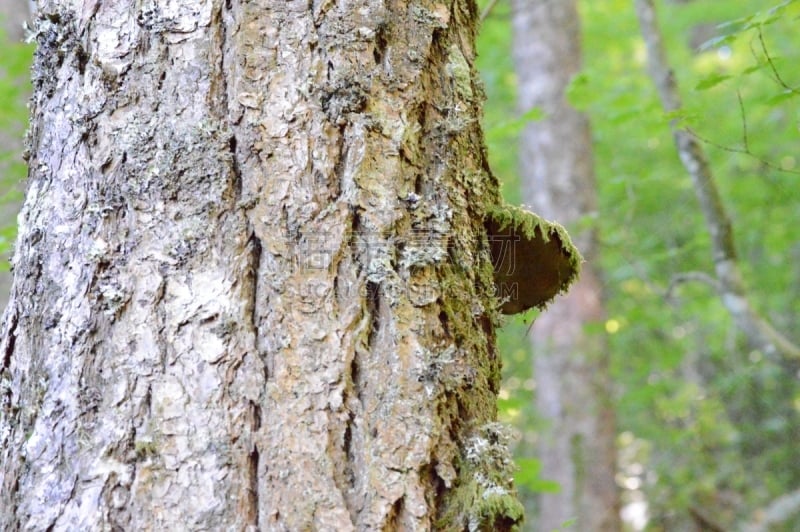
xmin=247 ymin=444 xmax=260 ymax=527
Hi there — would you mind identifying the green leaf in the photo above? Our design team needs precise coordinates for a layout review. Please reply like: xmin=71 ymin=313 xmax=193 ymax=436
xmin=514 ymin=457 xmax=561 ymax=493
xmin=694 ymin=73 xmax=732 ymax=91
xmin=741 ymin=63 xmax=767 ymax=75
xmin=520 ymin=106 xmax=545 ymax=122
xmin=764 ymin=89 xmax=797 ymax=106
xmin=565 ymin=71 xmax=593 ymax=110
xmin=697 ymin=33 xmax=737 ymax=52
xmin=716 ymin=14 xmax=754 ymax=31
xmin=662 ymin=108 xmax=699 ymax=128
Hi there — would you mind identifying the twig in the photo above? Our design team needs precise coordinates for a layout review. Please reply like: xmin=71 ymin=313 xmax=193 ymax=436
xmin=683 ymin=73 xmax=800 ymax=175
xmin=737 ymin=90 xmax=749 ymax=153
xmin=480 ymin=0 xmax=500 ymax=22
xmin=684 ymin=127 xmax=800 ymax=176
xmin=666 ymin=271 xmax=723 ymax=301
xmin=757 ymin=27 xmax=800 ymax=95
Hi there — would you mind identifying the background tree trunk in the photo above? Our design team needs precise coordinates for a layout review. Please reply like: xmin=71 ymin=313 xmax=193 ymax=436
xmin=511 ymin=0 xmax=621 ymax=530
xmin=0 ymin=0 xmax=33 ymax=309
xmin=0 ymin=1 xmax=529 ymax=529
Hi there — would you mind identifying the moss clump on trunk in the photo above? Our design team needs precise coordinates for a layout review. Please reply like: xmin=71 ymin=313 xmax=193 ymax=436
xmin=437 ymin=422 xmax=525 ymax=532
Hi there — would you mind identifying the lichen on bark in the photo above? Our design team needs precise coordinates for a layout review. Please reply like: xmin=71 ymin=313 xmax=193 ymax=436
xmin=437 ymin=423 xmax=525 ymax=532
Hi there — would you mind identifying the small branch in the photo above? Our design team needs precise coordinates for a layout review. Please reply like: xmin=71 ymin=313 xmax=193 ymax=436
xmin=683 ymin=88 xmax=800 ymax=176
xmin=682 ymin=26 xmax=800 ymax=176
xmin=737 ymin=90 xmax=750 ymax=153
xmin=757 ymin=27 xmax=800 ymax=95
xmin=635 ymin=0 xmax=800 ymax=360
xmin=480 ymin=0 xmax=500 ymax=22
xmin=684 ymin=127 xmax=800 ymax=176
xmin=666 ymin=271 xmax=723 ymax=301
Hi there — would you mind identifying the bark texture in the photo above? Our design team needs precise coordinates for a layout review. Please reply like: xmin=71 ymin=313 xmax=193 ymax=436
xmin=512 ymin=0 xmax=620 ymax=530
xmin=0 ymin=0 xmax=528 ymax=529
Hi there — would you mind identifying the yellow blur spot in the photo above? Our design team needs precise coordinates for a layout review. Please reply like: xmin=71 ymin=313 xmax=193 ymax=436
xmin=605 ymin=319 xmax=620 ymax=334
xmin=618 ymin=431 xmax=635 ymax=446
xmin=621 ymin=279 xmax=649 ymax=296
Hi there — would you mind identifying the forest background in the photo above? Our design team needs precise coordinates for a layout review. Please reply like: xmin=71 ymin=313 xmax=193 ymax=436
xmin=1 ymin=0 xmax=799 ymax=530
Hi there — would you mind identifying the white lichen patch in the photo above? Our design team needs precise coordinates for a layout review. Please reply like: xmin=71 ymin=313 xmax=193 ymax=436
xmin=399 ymin=242 xmax=447 ymax=269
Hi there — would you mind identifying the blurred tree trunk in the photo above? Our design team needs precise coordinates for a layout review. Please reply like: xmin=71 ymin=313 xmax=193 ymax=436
xmin=0 ymin=0 xmax=33 ymax=309
xmin=512 ymin=0 xmax=620 ymax=530
xmin=0 ymin=1 xmax=529 ymax=529
xmin=1 ymin=0 xmax=30 ymax=39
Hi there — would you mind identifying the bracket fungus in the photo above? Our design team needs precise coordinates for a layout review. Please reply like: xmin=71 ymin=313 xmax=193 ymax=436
xmin=485 ymin=204 xmax=582 ymax=315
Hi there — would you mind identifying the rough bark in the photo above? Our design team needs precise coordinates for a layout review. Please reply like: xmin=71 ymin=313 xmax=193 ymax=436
xmin=635 ymin=0 xmax=800 ymax=361
xmin=511 ymin=0 xmax=621 ymax=530
xmin=0 ymin=0 xmax=537 ymax=529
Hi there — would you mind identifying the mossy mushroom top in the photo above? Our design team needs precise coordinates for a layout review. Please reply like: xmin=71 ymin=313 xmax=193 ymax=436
xmin=485 ymin=204 xmax=582 ymax=315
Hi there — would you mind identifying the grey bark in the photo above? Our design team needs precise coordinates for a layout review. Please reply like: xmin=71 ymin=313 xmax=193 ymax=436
xmin=512 ymin=0 xmax=621 ymax=530
xmin=0 ymin=1 xmax=528 ymax=530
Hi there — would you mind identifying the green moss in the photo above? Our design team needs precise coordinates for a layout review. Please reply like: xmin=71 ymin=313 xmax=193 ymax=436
xmin=439 ymin=268 xmax=483 ymax=348
xmin=134 ymin=439 xmax=159 ymax=459
xmin=447 ymin=43 xmax=475 ymax=101
xmin=437 ymin=423 xmax=525 ymax=531
xmin=474 ymin=491 xmax=525 ymax=530
xmin=485 ymin=203 xmax=582 ymax=267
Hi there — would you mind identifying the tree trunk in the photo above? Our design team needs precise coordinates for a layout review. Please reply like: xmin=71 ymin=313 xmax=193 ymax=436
xmin=512 ymin=0 xmax=621 ymax=530
xmin=0 ymin=1 xmax=544 ymax=529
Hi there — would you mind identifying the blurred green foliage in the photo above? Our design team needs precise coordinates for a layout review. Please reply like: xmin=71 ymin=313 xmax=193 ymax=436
xmin=477 ymin=0 xmax=800 ymax=528
xmin=0 ymin=23 xmax=33 ymax=268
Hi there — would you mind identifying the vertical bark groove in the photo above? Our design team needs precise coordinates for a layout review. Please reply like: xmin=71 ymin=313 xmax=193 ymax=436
xmin=247 ymin=445 xmax=259 ymax=527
